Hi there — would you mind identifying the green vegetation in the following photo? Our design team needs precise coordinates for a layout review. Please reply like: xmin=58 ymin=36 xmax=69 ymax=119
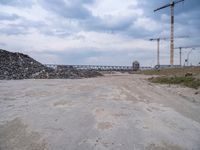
xmin=137 ymin=67 xmax=200 ymax=89
xmin=149 ymin=76 xmax=200 ymax=89
xmin=140 ymin=67 xmax=200 ymax=77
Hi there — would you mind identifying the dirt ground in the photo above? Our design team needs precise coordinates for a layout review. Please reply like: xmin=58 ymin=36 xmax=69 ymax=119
xmin=0 ymin=74 xmax=200 ymax=150
xmin=140 ymin=67 xmax=200 ymax=78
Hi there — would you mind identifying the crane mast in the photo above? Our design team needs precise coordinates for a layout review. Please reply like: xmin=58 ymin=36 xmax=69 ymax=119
xmin=149 ymin=37 xmax=166 ymax=66
xmin=157 ymin=39 xmax=160 ymax=65
xmin=170 ymin=0 xmax=174 ymax=65
xmin=150 ymin=36 xmax=188 ymax=66
xmin=174 ymin=45 xmax=200 ymax=66
xmin=154 ymin=0 xmax=184 ymax=66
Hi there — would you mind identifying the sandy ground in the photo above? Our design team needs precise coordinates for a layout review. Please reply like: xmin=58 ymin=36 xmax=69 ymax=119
xmin=0 ymin=74 xmax=200 ymax=150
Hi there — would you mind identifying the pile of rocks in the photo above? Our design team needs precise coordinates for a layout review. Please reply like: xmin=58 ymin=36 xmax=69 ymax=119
xmin=33 ymin=68 xmax=103 ymax=79
xmin=0 ymin=49 xmax=102 ymax=80
xmin=0 ymin=49 xmax=52 ymax=80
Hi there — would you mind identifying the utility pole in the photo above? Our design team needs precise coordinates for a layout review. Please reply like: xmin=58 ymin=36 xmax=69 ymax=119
xmin=154 ymin=0 xmax=184 ymax=66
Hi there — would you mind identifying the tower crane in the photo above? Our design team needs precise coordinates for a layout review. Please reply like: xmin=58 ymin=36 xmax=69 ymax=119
xmin=149 ymin=37 xmax=167 ymax=66
xmin=150 ymin=36 xmax=188 ymax=66
xmin=154 ymin=0 xmax=184 ymax=66
xmin=174 ymin=45 xmax=200 ymax=66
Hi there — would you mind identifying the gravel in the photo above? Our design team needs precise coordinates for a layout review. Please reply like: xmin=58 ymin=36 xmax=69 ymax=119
xmin=0 ymin=49 xmax=102 ymax=80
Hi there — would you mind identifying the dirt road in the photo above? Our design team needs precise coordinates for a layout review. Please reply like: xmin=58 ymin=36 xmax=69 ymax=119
xmin=0 ymin=74 xmax=200 ymax=150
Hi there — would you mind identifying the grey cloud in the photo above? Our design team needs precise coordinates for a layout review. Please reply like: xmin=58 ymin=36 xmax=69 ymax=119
xmin=81 ymin=15 xmax=133 ymax=32
xmin=0 ymin=0 xmax=199 ymax=42
xmin=0 ymin=42 xmax=6 ymax=46
xmin=40 ymin=29 xmax=71 ymax=37
xmin=0 ymin=0 xmax=162 ymax=38
xmin=28 ymin=47 xmax=155 ymax=66
xmin=0 ymin=18 xmax=46 ymax=35
xmin=136 ymin=0 xmax=200 ymax=38
xmin=0 ymin=13 xmax=19 ymax=21
xmin=0 ymin=27 xmax=28 ymax=35
xmin=176 ymin=10 xmax=200 ymax=28
xmin=18 ymin=19 xmax=46 ymax=29
xmin=39 ymin=0 xmax=94 ymax=19
xmin=0 ymin=0 xmax=34 ymax=7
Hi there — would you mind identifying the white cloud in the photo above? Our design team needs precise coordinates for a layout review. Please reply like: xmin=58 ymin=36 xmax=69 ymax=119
xmin=134 ymin=17 xmax=160 ymax=32
xmin=87 ymin=0 xmax=142 ymax=17
xmin=0 ymin=0 xmax=199 ymax=66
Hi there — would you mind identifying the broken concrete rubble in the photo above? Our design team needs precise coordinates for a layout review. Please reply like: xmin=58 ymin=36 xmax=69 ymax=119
xmin=0 ymin=49 xmax=102 ymax=80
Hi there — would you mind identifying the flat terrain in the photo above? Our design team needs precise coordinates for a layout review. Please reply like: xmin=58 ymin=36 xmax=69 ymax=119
xmin=140 ymin=67 xmax=200 ymax=78
xmin=0 ymin=74 xmax=200 ymax=150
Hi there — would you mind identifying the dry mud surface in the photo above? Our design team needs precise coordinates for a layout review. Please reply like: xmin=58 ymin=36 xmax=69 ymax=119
xmin=0 ymin=74 xmax=200 ymax=150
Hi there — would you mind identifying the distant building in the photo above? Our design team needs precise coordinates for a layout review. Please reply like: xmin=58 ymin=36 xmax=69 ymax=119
xmin=132 ymin=61 xmax=140 ymax=71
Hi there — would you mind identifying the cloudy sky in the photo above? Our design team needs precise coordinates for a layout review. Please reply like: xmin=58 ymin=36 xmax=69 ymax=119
xmin=0 ymin=0 xmax=200 ymax=66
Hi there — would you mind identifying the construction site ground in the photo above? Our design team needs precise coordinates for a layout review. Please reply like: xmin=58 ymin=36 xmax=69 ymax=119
xmin=0 ymin=74 xmax=200 ymax=150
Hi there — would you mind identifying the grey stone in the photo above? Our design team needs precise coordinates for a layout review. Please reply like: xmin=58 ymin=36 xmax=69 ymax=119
xmin=0 ymin=49 xmax=102 ymax=80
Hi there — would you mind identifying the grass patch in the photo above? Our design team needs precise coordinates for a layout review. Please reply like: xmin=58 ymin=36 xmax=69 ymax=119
xmin=149 ymin=76 xmax=200 ymax=89
xmin=140 ymin=67 xmax=200 ymax=76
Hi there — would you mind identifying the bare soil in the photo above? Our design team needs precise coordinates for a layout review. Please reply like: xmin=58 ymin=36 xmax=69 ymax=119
xmin=0 ymin=74 xmax=200 ymax=150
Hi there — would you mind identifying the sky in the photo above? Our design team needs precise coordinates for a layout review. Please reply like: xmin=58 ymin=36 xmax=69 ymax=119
xmin=0 ymin=0 xmax=200 ymax=67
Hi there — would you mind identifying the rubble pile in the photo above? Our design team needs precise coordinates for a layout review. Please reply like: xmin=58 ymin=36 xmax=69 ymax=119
xmin=0 ymin=49 xmax=102 ymax=80
xmin=33 ymin=68 xmax=103 ymax=79
xmin=0 ymin=49 xmax=52 ymax=80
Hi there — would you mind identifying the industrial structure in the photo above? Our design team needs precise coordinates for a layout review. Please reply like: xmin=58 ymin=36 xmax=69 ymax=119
xmin=174 ymin=45 xmax=200 ymax=66
xmin=149 ymin=37 xmax=167 ymax=66
xmin=46 ymin=62 xmax=149 ymax=72
xmin=150 ymin=36 xmax=188 ymax=66
xmin=154 ymin=0 xmax=184 ymax=66
xmin=132 ymin=61 xmax=140 ymax=71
